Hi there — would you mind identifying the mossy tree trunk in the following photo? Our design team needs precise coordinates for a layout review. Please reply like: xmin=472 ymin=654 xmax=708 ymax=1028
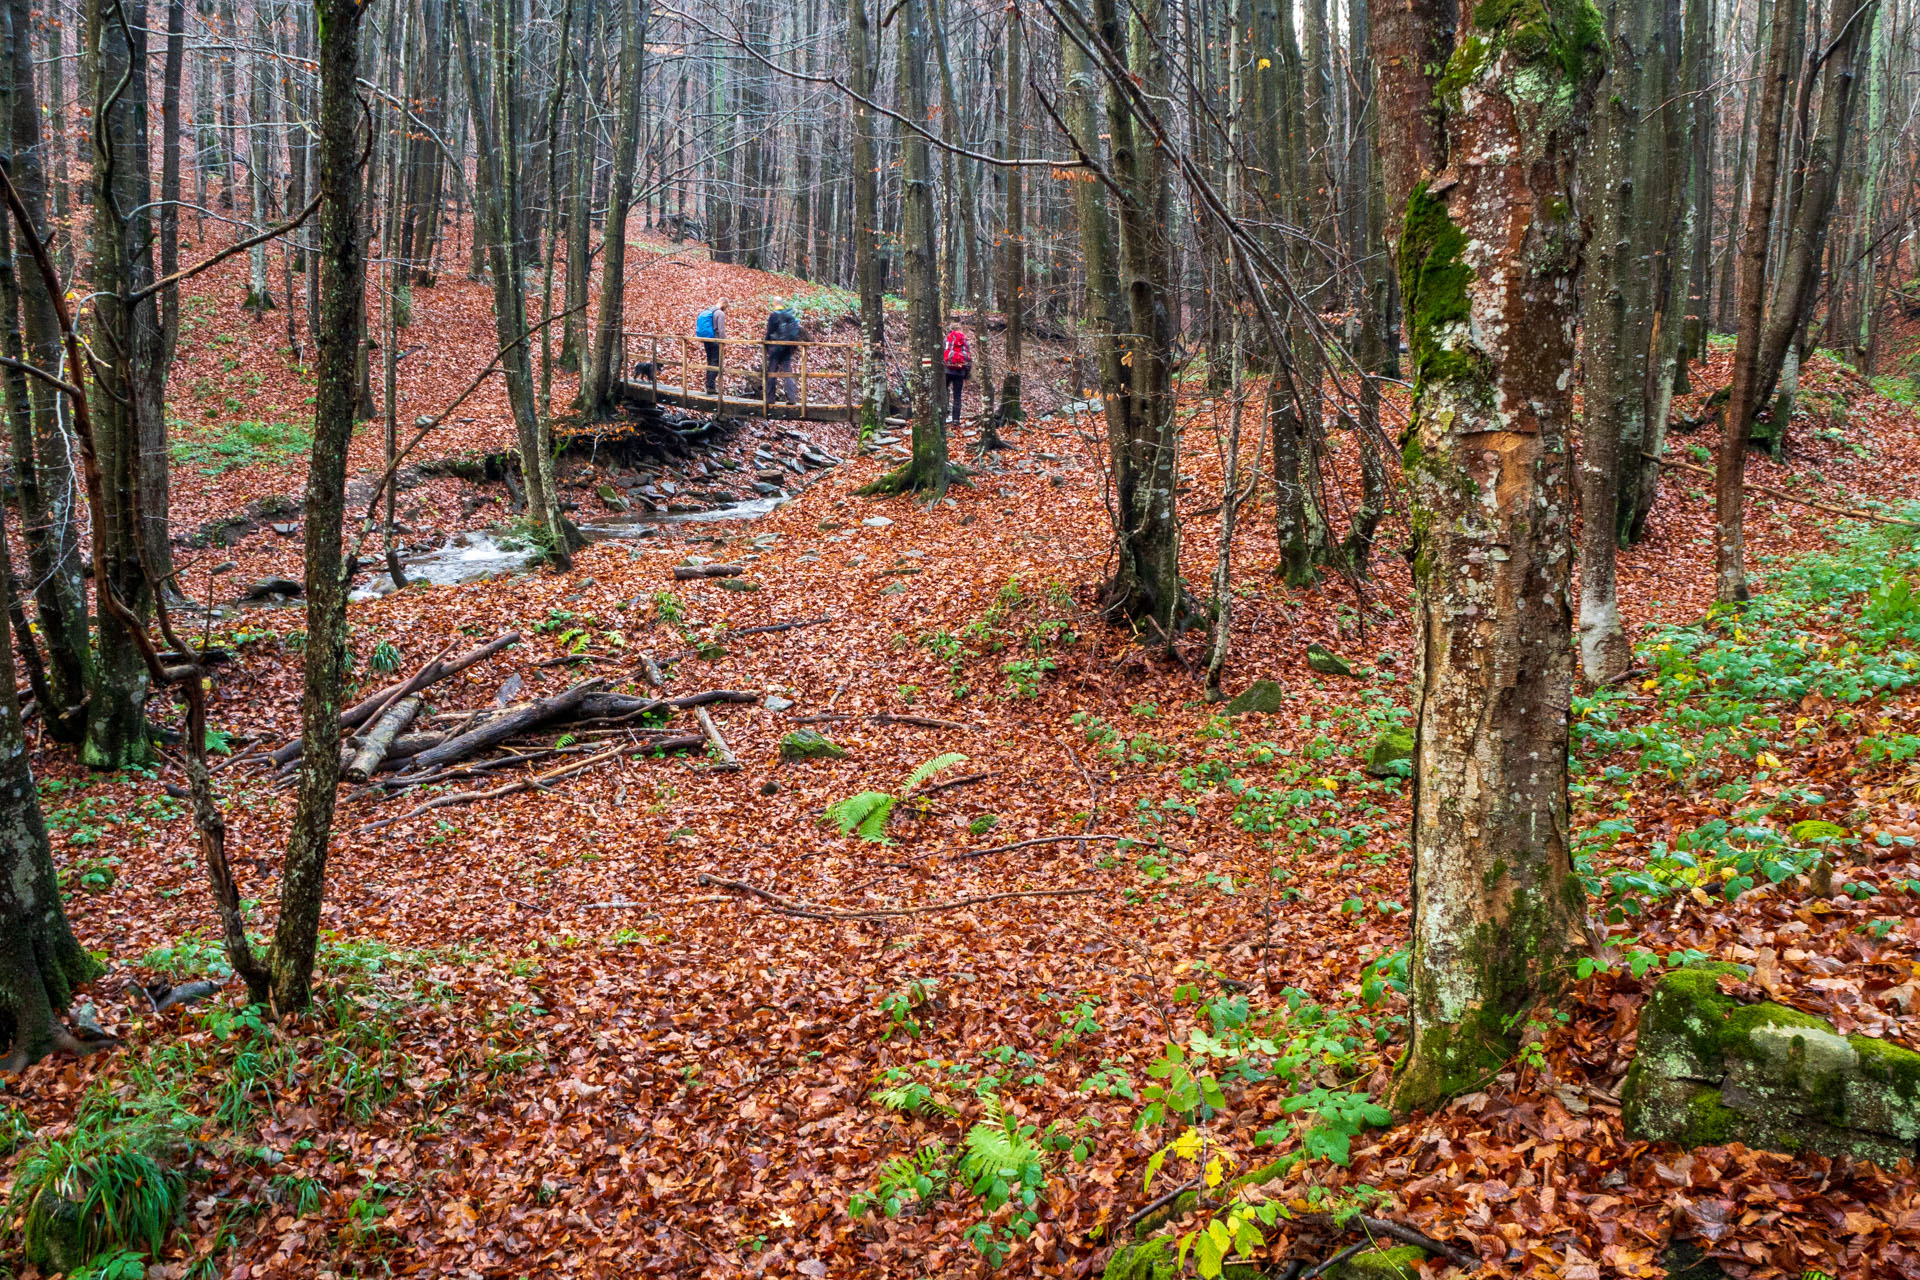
xmin=0 ymin=509 xmax=101 ymax=1072
xmin=861 ymin=0 xmax=952 ymax=498
xmin=1371 ymin=0 xmax=1602 ymax=1115
xmin=271 ymin=0 xmax=368 ymax=1015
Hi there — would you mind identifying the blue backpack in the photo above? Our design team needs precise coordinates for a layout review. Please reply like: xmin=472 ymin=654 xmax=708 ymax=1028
xmin=695 ymin=309 xmax=718 ymax=339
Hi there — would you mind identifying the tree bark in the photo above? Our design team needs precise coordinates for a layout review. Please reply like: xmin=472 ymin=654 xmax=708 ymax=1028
xmin=1579 ymin=0 xmax=1683 ymax=684
xmin=848 ymin=0 xmax=885 ymax=434
xmin=584 ymin=0 xmax=648 ymax=418
xmin=0 ymin=507 xmax=101 ymax=1073
xmin=1713 ymin=0 xmax=1800 ymax=604
xmin=859 ymin=0 xmax=949 ymax=496
xmin=271 ymin=0 xmax=368 ymax=1015
xmin=998 ymin=9 xmax=1025 ymax=423
xmin=1372 ymin=0 xmax=1599 ymax=1114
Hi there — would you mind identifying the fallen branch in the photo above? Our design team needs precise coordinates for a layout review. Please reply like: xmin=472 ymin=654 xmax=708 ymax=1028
xmin=1649 ymin=451 xmax=1920 ymax=530
xmin=696 ymin=873 xmax=1099 ymax=921
xmin=673 ymin=563 xmax=745 ymax=579
xmin=270 ymin=632 xmax=517 ymax=765
xmin=1334 ymin=1216 xmax=1479 ymax=1271
xmin=727 ymin=616 xmax=830 ymax=637
xmin=947 ymin=833 xmax=1129 ymax=861
xmin=345 ymin=697 xmax=421 ymax=783
xmin=1301 ymin=1241 xmax=1368 ymax=1280
xmin=361 ymin=742 xmax=629 ymax=831
xmin=791 ymin=711 xmax=976 ymax=732
xmin=922 ymin=770 xmax=990 ymax=795
xmin=694 ymin=705 xmax=740 ymax=770
xmin=1058 ymin=734 xmax=1100 ymax=819
xmin=405 ymin=678 xmax=605 ymax=772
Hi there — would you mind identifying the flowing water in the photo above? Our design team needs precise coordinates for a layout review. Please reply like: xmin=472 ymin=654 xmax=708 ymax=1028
xmin=349 ymin=495 xmax=789 ymax=601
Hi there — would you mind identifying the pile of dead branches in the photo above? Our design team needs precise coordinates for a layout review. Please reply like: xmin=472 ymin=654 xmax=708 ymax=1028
xmin=253 ymin=631 xmax=754 ymax=827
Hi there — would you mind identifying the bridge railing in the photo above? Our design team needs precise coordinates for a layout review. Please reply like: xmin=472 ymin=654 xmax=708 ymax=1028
xmin=622 ymin=331 xmax=861 ymax=417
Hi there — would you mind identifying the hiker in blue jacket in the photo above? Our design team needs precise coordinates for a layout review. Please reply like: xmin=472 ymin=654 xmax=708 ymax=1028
xmin=695 ymin=298 xmax=727 ymax=394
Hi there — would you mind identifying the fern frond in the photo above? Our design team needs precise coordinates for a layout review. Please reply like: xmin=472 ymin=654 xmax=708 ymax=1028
xmin=855 ymin=796 xmax=899 ymax=842
xmin=903 ymin=752 xmax=969 ymax=795
xmin=824 ymin=791 xmax=894 ymax=838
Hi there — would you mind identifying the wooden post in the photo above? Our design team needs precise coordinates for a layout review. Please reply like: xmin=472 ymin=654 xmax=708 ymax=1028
xmin=718 ymin=337 xmax=726 ymax=408
xmin=800 ymin=342 xmax=809 ymax=413
xmin=650 ymin=335 xmax=659 ymax=393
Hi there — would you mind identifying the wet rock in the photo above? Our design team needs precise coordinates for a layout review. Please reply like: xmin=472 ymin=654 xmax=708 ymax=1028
xmin=244 ymin=575 xmax=303 ymax=601
xmin=862 ymin=516 xmax=893 ymax=529
xmin=753 ymin=482 xmax=785 ymax=497
xmin=270 ymin=522 xmax=299 ymax=536
xmin=211 ymin=561 xmax=240 ymax=575
xmin=764 ymin=695 xmax=795 ymax=712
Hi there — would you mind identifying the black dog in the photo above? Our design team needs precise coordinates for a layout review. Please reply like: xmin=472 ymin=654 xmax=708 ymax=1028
xmin=632 ymin=360 xmax=659 ymax=380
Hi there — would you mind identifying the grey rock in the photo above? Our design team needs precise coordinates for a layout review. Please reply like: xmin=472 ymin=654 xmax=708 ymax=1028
xmin=1224 ymin=680 xmax=1284 ymax=716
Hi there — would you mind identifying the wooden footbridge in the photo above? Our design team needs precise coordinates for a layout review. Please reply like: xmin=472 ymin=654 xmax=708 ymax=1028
xmin=612 ymin=332 xmax=862 ymax=423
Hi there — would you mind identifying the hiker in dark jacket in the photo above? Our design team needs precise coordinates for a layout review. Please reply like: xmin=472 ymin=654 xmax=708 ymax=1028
xmin=694 ymin=298 xmax=727 ymax=394
xmin=763 ymin=301 xmax=803 ymax=404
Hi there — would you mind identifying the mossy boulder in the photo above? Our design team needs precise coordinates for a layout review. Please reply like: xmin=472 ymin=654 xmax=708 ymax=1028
xmin=1306 ymin=644 xmax=1354 ymax=677
xmin=1335 ymin=1245 xmax=1427 ymax=1280
xmin=1224 ymin=680 xmax=1285 ymax=716
xmin=1364 ymin=727 xmax=1414 ymax=777
xmin=1622 ymin=963 xmax=1920 ymax=1164
xmin=717 ymin=578 xmax=761 ymax=592
xmin=779 ymin=729 xmax=845 ymax=762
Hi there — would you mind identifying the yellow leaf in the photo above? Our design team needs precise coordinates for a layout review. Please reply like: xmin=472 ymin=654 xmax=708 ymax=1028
xmin=1204 ymin=1154 xmax=1225 ymax=1188
xmin=1641 ymin=678 xmax=1659 ymax=691
xmin=1690 ymin=886 xmax=1711 ymax=906
xmin=1756 ymin=751 xmax=1784 ymax=770
xmin=1258 ymin=57 xmax=1272 ymax=69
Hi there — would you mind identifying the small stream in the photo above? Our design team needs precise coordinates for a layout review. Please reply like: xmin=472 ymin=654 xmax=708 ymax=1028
xmin=349 ymin=495 xmax=788 ymax=601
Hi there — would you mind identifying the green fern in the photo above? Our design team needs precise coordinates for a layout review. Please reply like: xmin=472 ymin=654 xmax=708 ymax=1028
xmin=903 ymin=752 xmax=969 ymax=795
xmin=824 ymin=791 xmax=898 ymax=841
xmin=822 ymin=754 xmax=969 ymax=844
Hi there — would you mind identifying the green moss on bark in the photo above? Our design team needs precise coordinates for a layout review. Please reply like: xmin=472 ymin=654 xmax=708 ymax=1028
xmin=1397 ymin=186 xmax=1483 ymax=392
xmin=1471 ymin=0 xmax=1605 ymax=81
xmin=1335 ymin=1245 xmax=1428 ymax=1280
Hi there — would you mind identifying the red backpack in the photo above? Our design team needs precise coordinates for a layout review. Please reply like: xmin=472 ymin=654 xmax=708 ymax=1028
xmin=943 ymin=330 xmax=971 ymax=371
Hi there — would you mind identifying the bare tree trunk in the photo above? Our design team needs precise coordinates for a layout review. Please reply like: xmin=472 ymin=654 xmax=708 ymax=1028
xmin=271 ymin=0 xmax=368 ymax=1015
xmin=848 ymin=0 xmax=885 ymax=433
xmin=998 ymin=9 xmax=1025 ymax=422
xmin=1715 ymin=0 xmax=1801 ymax=603
xmin=584 ymin=0 xmax=647 ymax=418
xmin=1372 ymin=0 xmax=1599 ymax=1114
xmin=1 ymin=0 xmax=92 ymax=742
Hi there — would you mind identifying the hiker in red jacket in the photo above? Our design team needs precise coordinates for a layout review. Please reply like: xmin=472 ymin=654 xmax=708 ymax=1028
xmin=943 ymin=329 xmax=971 ymax=425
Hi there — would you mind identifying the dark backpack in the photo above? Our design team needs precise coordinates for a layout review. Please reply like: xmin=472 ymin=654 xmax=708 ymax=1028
xmin=766 ymin=310 xmax=802 ymax=343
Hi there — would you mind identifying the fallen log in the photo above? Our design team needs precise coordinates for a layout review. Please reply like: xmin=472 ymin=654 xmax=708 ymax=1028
xmin=577 ymin=689 xmax=758 ymax=719
xmin=405 ymin=678 xmax=604 ymax=772
xmin=270 ymin=631 xmax=519 ymax=766
xmin=673 ymin=563 xmax=745 ymax=580
xmin=346 ymin=697 xmax=421 ymax=783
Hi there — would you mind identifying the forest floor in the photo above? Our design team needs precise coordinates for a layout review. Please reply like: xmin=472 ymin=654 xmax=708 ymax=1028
xmin=5 ymin=231 xmax=1920 ymax=1279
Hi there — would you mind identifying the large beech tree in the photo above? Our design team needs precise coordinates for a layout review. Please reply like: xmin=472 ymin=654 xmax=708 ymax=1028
xmin=1370 ymin=0 xmax=1602 ymax=1112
